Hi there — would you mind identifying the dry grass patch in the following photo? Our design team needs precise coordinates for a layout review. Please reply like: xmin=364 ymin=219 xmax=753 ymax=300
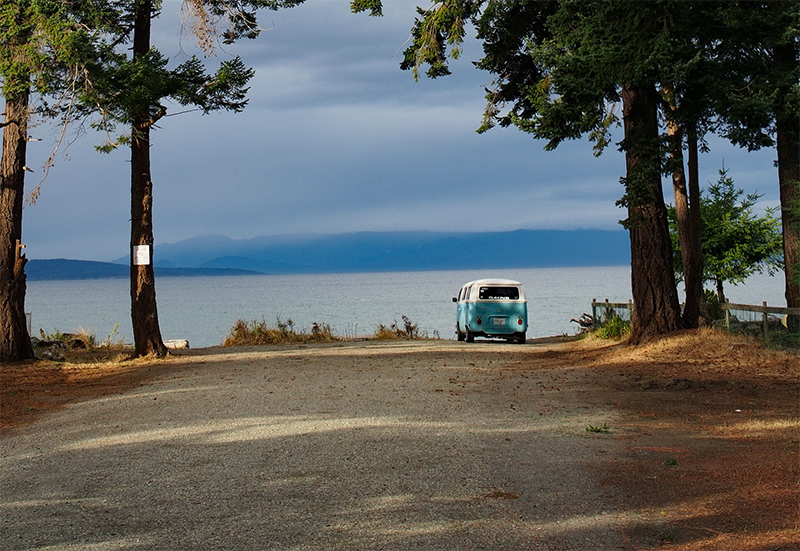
xmin=223 ymin=318 xmax=339 ymax=346
xmin=589 ymin=327 xmax=798 ymax=381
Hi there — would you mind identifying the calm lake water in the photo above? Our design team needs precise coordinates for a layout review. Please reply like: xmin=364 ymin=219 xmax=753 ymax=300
xmin=26 ymin=267 xmax=788 ymax=348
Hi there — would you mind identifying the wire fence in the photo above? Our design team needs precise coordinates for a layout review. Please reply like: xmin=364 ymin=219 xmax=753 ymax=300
xmin=590 ymin=299 xmax=633 ymax=326
xmin=590 ymin=298 xmax=800 ymax=348
xmin=720 ymin=302 xmax=800 ymax=347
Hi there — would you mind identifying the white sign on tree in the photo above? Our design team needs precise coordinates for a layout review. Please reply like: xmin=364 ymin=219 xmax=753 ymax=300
xmin=133 ymin=245 xmax=151 ymax=266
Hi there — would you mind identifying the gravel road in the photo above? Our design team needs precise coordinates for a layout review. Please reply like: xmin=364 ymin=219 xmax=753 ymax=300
xmin=1 ymin=340 xmax=657 ymax=550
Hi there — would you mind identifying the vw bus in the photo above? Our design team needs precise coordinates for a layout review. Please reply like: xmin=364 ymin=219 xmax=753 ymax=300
xmin=452 ymin=279 xmax=528 ymax=343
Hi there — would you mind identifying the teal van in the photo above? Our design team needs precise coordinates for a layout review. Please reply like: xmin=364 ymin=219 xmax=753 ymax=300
xmin=453 ymin=279 xmax=528 ymax=343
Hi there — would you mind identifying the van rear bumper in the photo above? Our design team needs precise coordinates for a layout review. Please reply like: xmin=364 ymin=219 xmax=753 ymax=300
xmin=466 ymin=327 xmax=527 ymax=343
xmin=470 ymin=329 xmax=523 ymax=338
xmin=472 ymin=315 xmax=525 ymax=335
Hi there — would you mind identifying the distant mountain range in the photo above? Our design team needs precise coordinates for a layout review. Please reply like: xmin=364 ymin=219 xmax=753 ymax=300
xmin=26 ymin=259 xmax=263 ymax=281
xmin=29 ymin=229 xmax=630 ymax=280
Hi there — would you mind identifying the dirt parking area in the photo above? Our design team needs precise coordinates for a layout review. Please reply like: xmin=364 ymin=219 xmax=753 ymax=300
xmin=1 ymin=330 xmax=798 ymax=550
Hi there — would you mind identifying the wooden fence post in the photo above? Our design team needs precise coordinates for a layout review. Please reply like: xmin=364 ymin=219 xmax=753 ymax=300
xmin=628 ymin=300 xmax=633 ymax=331
xmin=592 ymin=299 xmax=597 ymax=329
xmin=763 ymin=301 xmax=769 ymax=343
xmin=725 ymin=301 xmax=730 ymax=331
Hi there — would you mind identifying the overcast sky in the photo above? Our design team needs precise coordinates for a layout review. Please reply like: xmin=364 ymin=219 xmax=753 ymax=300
xmin=20 ymin=0 xmax=779 ymax=262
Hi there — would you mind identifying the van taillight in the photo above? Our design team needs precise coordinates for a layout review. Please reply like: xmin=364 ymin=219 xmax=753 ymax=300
xmin=477 ymin=316 xmax=482 ymax=325
xmin=518 ymin=317 xmax=523 ymax=325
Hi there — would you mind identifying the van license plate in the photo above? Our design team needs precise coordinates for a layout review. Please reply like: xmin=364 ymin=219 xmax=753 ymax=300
xmin=493 ymin=318 xmax=506 ymax=326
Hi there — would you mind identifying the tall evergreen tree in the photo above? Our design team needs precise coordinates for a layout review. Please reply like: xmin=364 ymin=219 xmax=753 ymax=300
xmin=542 ymin=1 xmax=686 ymax=343
xmin=656 ymin=1 xmax=723 ymax=328
xmin=668 ymin=168 xmax=784 ymax=304
xmin=1 ymin=1 xmax=116 ymax=361
xmin=85 ymin=0 xmax=305 ymax=356
xmin=716 ymin=1 xmax=800 ymax=328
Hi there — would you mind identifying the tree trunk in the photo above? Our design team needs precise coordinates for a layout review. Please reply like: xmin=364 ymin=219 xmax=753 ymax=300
xmin=1 ymin=93 xmax=35 ymax=362
xmin=774 ymin=43 xmax=800 ymax=331
xmin=686 ymin=123 xmax=704 ymax=301
xmin=130 ymin=124 xmax=167 ymax=357
xmin=683 ymin=122 xmax=704 ymax=325
xmin=130 ymin=0 xmax=167 ymax=357
xmin=665 ymin=113 xmax=703 ymax=328
xmin=622 ymin=82 xmax=684 ymax=344
xmin=776 ymin=127 xmax=800 ymax=329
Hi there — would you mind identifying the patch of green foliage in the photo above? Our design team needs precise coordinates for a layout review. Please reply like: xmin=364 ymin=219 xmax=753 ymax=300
xmin=702 ymin=289 xmax=724 ymax=321
xmin=765 ymin=329 xmax=800 ymax=351
xmin=593 ymin=316 xmax=631 ymax=340
xmin=34 ymin=324 xmax=127 ymax=355
xmin=37 ymin=328 xmax=94 ymax=349
xmin=668 ymin=167 xmax=783 ymax=304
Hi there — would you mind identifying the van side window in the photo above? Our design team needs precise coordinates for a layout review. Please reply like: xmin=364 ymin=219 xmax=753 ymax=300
xmin=479 ymin=286 xmax=520 ymax=300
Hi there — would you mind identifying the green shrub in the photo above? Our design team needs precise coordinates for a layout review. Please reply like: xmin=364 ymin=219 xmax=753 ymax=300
xmin=37 ymin=328 xmax=97 ymax=349
xmin=594 ymin=315 xmax=631 ymax=339
xmin=702 ymin=289 xmax=724 ymax=320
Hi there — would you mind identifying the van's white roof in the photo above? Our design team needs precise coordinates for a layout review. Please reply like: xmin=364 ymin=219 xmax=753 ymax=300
xmin=463 ymin=279 xmax=523 ymax=286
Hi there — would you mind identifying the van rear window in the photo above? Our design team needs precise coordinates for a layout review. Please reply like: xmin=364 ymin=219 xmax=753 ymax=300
xmin=479 ymin=286 xmax=520 ymax=300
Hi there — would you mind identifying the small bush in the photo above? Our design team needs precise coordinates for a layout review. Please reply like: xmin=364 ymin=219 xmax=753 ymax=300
xmin=223 ymin=317 xmax=339 ymax=346
xmin=594 ymin=315 xmax=631 ymax=339
xmin=310 ymin=321 xmax=336 ymax=340
xmin=34 ymin=325 xmax=133 ymax=362
xmin=36 ymin=328 xmax=94 ymax=350
xmin=75 ymin=328 xmax=98 ymax=348
xmin=702 ymin=289 xmax=724 ymax=320
xmin=372 ymin=324 xmax=399 ymax=340
xmin=371 ymin=315 xmax=427 ymax=340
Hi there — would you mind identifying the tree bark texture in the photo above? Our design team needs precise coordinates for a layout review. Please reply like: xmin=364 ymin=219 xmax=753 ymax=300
xmin=1 ymin=93 xmax=35 ymax=362
xmin=622 ymin=83 xmax=684 ymax=344
xmin=774 ymin=43 xmax=800 ymax=331
xmin=715 ymin=278 xmax=726 ymax=305
xmin=130 ymin=0 xmax=167 ymax=357
xmin=686 ymin=124 xmax=703 ymax=294
xmin=130 ymin=124 xmax=166 ymax=357
xmin=666 ymin=116 xmax=703 ymax=328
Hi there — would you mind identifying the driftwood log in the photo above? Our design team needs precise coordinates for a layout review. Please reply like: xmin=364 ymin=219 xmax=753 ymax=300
xmin=570 ymin=313 xmax=594 ymax=330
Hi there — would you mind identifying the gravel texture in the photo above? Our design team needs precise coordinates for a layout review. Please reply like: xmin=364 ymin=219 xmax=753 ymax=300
xmin=2 ymin=340 xmax=653 ymax=550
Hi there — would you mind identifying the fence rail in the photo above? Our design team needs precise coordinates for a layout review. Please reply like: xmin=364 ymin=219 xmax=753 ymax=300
xmin=725 ymin=302 xmax=800 ymax=316
xmin=590 ymin=299 xmax=800 ymax=344
xmin=590 ymin=299 xmax=633 ymax=330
